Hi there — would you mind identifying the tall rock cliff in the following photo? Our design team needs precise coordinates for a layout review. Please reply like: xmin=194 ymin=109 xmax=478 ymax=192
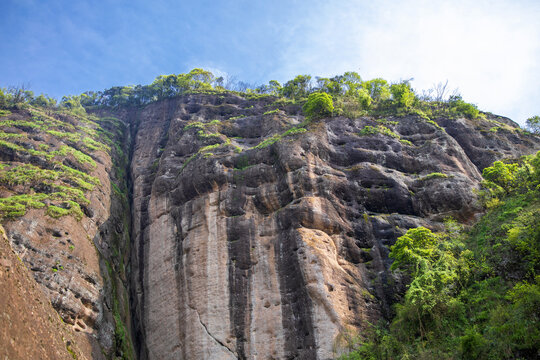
xmin=1 ymin=93 xmax=539 ymax=359
xmin=115 ymin=94 xmax=539 ymax=359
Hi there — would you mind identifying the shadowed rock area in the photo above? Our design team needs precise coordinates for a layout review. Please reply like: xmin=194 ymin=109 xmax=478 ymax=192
xmin=114 ymin=94 xmax=539 ymax=359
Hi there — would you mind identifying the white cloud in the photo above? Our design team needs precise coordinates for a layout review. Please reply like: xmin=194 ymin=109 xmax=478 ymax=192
xmin=275 ymin=0 xmax=540 ymax=125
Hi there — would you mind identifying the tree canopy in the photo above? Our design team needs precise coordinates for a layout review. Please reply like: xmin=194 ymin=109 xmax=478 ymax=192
xmin=0 ymin=68 xmax=490 ymax=123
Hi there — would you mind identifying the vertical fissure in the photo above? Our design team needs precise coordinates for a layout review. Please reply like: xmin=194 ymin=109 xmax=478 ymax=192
xmin=227 ymin=215 xmax=254 ymax=359
xmin=275 ymin=228 xmax=317 ymax=359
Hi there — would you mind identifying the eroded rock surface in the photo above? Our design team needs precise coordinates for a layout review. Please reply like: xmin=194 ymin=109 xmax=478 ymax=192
xmin=0 ymin=108 xmax=132 ymax=358
xmin=123 ymin=94 xmax=540 ymax=359
xmin=0 ymin=224 xmax=90 ymax=360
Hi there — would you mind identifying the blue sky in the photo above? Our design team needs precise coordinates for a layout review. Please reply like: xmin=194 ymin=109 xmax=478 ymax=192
xmin=1 ymin=0 xmax=539 ymax=125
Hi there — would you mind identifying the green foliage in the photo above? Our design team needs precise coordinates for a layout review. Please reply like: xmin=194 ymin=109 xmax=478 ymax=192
xmin=363 ymin=78 xmax=391 ymax=101
xmin=482 ymin=160 xmax=519 ymax=193
xmin=228 ymin=115 xmax=246 ymax=120
xmin=252 ymin=134 xmax=281 ymax=149
xmin=358 ymin=125 xmax=400 ymax=139
xmin=40 ymin=68 xmax=495 ymax=130
xmin=46 ymin=202 xmax=83 ymax=220
xmin=0 ymin=194 xmax=47 ymax=217
xmin=356 ymin=88 xmax=372 ymax=109
xmin=268 ymin=80 xmax=282 ymax=95
xmin=183 ymin=121 xmax=206 ymax=131
xmin=283 ymin=127 xmax=307 ymax=136
xmin=252 ymin=122 xmax=309 ymax=150
xmin=282 ymin=74 xmax=312 ymax=99
xmin=358 ymin=125 xmax=378 ymax=136
xmin=342 ymin=154 xmax=540 ymax=359
xmin=526 ymin=115 xmax=540 ymax=134
xmin=448 ymin=95 xmax=479 ymax=119
xmin=263 ymin=108 xmax=280 ymax=115
xmin=0 ymin=163 xmax=96 ymax=219
xmin=0 ymin=102 xmax=111 ymax=221
xmin=390 ymin=82 xmax=416 ymax=109
xmin=30 ymin=94 xmax=57 ymax=108
xmin=400 ymin=139 xmax=413 ymax=146
xmin=60 ymin=95 xmax=87 ymax=116
xmin=196 ymin=130 xmax=220 ymax=140
xmin=427 ymin=119 xmax=444 ymax=131
xmin=150 ymin=68 xmax=214 ymax=99
xmin=302 ymin=92 xmax=334 ymax=119
xmin=420 ymin=172 xmax=449 ymax=181
xmin=389 ymin=227 xmax=440 ymax=276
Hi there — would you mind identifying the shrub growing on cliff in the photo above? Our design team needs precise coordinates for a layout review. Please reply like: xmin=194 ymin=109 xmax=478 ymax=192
xmin=357 ymin=88 xmax=372 ymax=109
xmin=302 ymin=92 xmax=334 ymax=119
xmin=390 ymin=82 xmax=416 ymax=109
xmin=363 ymin=78 xmax=391 ymax=101
xmin=526 ymin=115 xmax=540 ymax=134
xmin=282 ymin=74 xmax=312 ymax=99
xmin=448 ymin=95 xmax=479 ymax=119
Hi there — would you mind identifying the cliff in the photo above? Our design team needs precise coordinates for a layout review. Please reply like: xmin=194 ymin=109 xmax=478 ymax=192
xmin=0 ymin=92 xmax=539 ymax=359
xmin=0 ymin=106 xmax=132 ymax=358
xmin=117 ymin=93 xmax=538 ymax=359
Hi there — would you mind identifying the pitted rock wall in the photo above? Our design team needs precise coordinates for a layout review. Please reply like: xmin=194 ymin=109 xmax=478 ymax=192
xmin=125 ymin=94 xmax=540 ymax=359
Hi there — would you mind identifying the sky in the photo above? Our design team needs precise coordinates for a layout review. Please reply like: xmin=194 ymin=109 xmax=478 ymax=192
xmin=0 ymin=0 xmax=539 ymax=125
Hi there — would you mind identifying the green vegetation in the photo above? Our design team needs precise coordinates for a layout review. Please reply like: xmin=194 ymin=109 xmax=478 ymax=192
xmin=0 ymin=194 xmax=47 ymax=217
xmin=1 ymin=68 xmax=532 ymax=360
xmin=526 ymin=115 xmax=540 ymax=134
xmin=263 ymin=108 xmax=280 ymax=115
xmin=252 ymin=134 xmax=281 ymax=149
xmin=228 ymin=115 xmax=246 ymax=120
xmin=427 ymin=119 xmax=444 ymax=130
xmin=390 ymin=82 xmax=415 ymax=109
xmin=66 ymin=341 xmax=77 ymax=359
xmin=104 ymin=260 xmax=134 ymax=360
xmin=0 ymin=69 xmax=488 ymax=131
xmin=252 ymin=123 xmax=308 ymax=149
xmin=47 ymin=202 xmax=84 ymax=220
xmin=1 ymin=82 xmax=133 ymax=359
xmin=358 ymin=125 xmax=400 ymax=139
xmin=302 ymin=92 xmax=334 ymax=119
xmin=338 ymin=151 xmax=540 ymax=359
xmin=282 ymin=75 xmax=312 ymax=100
xmin=400 ymin=139 xmax=413 ymax=146
xmin=0 ymin=101 xmax=111 ymax=220
xmin=448 ymin=95 xmax=480 ymax=119
xmin=183 ymin=121 xmax=206 ymax=131
xmin=420 ymin=172 xmax=449 ymax=181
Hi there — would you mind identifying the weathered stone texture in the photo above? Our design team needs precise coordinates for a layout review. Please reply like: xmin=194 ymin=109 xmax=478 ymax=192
xmin=125 ymin=95 xmax=540 ymax=359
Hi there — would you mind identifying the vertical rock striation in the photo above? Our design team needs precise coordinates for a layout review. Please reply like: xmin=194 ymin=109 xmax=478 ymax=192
xmin=124 ymin=94 xmax=540 ymax=359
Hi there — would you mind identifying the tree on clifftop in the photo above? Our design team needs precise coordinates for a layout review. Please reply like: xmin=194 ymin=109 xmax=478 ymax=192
xmin=302 ymin=92 xmax=334 ymax=119
xmin=526 ymin=115 xmax=540 ymax=134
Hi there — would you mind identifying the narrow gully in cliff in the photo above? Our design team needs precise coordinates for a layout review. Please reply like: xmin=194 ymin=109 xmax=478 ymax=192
xmin=124 ymin=110 xmax=149 ymax=359
xmin=124 ymin=103 xmax=177 ymax=359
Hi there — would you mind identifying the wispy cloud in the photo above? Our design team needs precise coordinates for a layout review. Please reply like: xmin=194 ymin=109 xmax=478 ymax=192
xmin=274 ymin=0 xmax=540 ymax=124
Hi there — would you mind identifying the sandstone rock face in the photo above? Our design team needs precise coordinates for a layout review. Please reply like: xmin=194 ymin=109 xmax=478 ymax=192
xmin=0 ymin=224 xmax=89 ymax=360
xmin=124 ymin=95 xmax=540 ymax=359
xmin=0 ymin=109 xmax=132 ymax=358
